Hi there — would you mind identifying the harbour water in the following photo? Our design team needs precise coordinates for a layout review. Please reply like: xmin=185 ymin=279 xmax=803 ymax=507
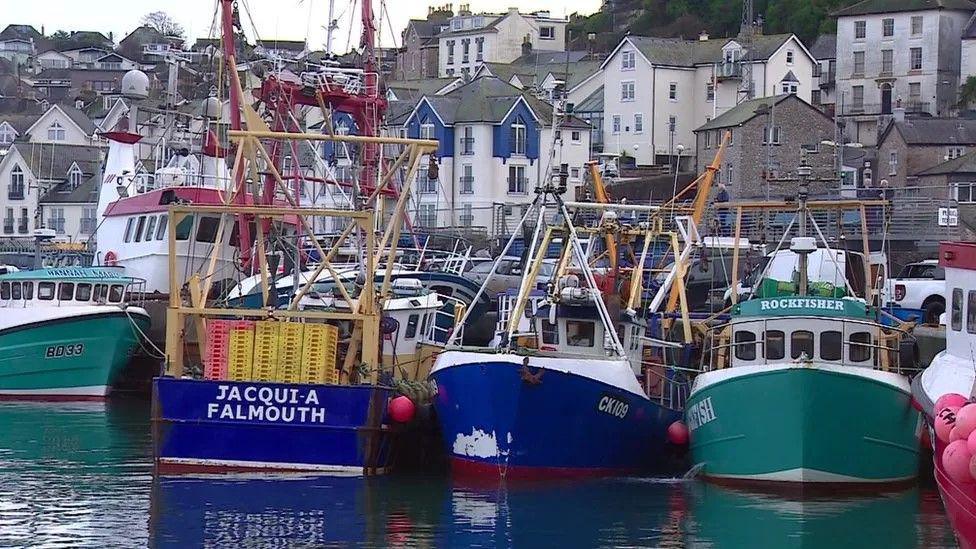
xmin=0 ymin=399 xmax=959 ymax=548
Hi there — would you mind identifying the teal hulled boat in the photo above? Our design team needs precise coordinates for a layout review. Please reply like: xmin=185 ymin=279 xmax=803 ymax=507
xmin=0 ymin=268 xmax=150 ymax=400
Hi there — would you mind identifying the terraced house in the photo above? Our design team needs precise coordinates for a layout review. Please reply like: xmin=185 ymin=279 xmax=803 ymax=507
xmin=601 ymin=32 xmax=815 ymax=168
xmin=401 ymin=76 xmax=590 ymax=232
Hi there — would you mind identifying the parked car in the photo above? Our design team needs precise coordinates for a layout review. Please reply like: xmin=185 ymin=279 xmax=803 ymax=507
xmin=465 ymin=257 xmax=556 ymax=300
xmin=885 ymin=259 xmax=945 ymax=324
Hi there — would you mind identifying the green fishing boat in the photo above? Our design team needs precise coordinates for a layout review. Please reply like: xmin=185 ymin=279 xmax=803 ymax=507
xmin=0 ymin=268 xmax=150 ymax=400
xmin=687 ymin=177 xmax=920 ymax=485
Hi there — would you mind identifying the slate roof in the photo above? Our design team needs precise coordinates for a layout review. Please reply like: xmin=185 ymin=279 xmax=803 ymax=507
xmin=624 ymin=33 xmax=796 ymax=67
xmin=915 ymin=150 xmax=976 ymax=175
xmin=965 ymin=12 xmax=976 ymax=39
xmin=695 ymin=94 xmax=832 ymax=132
xmin=0 ymin=113 xmax=42 ymax=135
xmin=10 ymin=143 xmax=103 ymax=181
xmin=405 ymin=19 xmax=449 ymax=45
xmin=482 ymin=58 xmax=603 ymax=91
xmin=388 ymin=77 xmax=459 ymax=101
xmin=414 ymin=76 xmax=589 ymax=128
xmin=574 ymin=85 xmax=604 ymax=113
xmin=810 ymin=34 xmax=836 ymax=60
xmin=57 ymin=104 xmax=97 ymax=135
xmin=883 ymin=118 xmax=976 ymax=145
xmin=437 ymin=16 xmax=505 ymax=38
xmin=40 ymin=174 xmax=98 ymax=204
xmin=255 ymin=39 xmax=307 ymax=51
xmin=0 ymin=24 xmax=43 ymax=42
xmin=833 ymin=0 xmax=976 ymax=17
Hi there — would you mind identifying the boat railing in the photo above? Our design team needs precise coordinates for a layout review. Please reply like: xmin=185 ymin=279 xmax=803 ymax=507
xmin=641 ymin=359 xmax=690 ymax=411
xmin=703 ymin=315 xmax=917 ymax=375
xmin=420 ymin=294 xmax=467 ymax=346
xmin=132 ymin=171 xmax=232 ymax=194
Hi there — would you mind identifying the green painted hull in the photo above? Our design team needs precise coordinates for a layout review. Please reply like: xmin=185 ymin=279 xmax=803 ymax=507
xmin=686 ymin=365 xmax=921 ymax=484
xmin=0 ymin=311 xmax=149 ymax=398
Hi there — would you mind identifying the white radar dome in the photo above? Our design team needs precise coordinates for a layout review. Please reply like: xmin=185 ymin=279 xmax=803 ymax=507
xmin=202 ymin=96 xmax=222 ymax=119
xmin=121 ymin=70 xmax=150 ymax=100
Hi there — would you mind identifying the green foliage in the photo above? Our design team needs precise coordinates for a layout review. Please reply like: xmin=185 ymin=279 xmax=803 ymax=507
xmin=575 ymin=0 xmax=864 ymax=46
xmin=959 ymin=76 xmax=976 ymax=108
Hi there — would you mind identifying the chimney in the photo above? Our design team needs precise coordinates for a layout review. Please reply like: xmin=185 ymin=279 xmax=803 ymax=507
xmin=522 ymin=36 xmax=532 ymax=57
xmin=892 ymin=107 xmax=905 ymax=122
xmin=699 ymin=30 xmax=709 ymax=41
xmin=509 ymin=7 xmax=519 ymax=15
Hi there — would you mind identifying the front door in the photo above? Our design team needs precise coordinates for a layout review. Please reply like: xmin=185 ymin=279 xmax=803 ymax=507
xmin=881 ymin=86 xmax=892 ymax=114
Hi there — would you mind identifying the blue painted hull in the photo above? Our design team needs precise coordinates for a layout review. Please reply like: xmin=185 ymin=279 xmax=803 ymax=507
xmin=152 ymin=377 xmax=393 ymax=474
xmin=430 ymin=359 xmax=680 ymax=477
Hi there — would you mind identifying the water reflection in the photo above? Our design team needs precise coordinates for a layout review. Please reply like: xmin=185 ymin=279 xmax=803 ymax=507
xmin=0 ymin=398 xmax=958 ymax=548
xmin=0 ymin=399 xmax=152 ymax=548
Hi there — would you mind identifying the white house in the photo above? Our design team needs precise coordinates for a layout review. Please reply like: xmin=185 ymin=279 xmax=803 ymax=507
xmin=437 ymin=8 xmax=568 ymax=78
xmin=601 ymin=32 xmax=816 ymax=167
xmin=833 ymin=0 xmax=974 ymax=146
xmin=400 ymin=76 xmax=590 ymax=233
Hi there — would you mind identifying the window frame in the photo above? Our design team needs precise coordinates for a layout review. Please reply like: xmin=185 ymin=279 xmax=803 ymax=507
xmin=952 ymin=287 xmax=964 ymax=331
xmin=790 ymin=330 xmax=814 ymax=359
xmin=734 ymin=330 xmax=757 ymax=361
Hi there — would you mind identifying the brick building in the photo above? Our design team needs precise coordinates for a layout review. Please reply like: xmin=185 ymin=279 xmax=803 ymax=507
xmin=694 ymin=94 xmax=838 ymax=199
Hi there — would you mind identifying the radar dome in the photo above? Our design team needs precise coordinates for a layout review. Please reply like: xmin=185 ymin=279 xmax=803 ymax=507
xmin=121 ymin=70 xmax=150 ymax=100
xmin=202 ymin=97 xmax=222 ymax=119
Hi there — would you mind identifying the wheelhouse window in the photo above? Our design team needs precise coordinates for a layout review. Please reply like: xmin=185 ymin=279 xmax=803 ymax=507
xmin=145 ymin=216 xmax=157 ymax=242
xmin=791 ymin=330 xmax=814 ymax=359
xmin=21 ymin=281 xmax=32 ymax=299
xmin=541 ymin=319 xmax=559 ymax=345
xmin=0 ymin=282 xmax=9 ymax=300
xmin=820 ymin=331 xmax=842 ymax=361
xmin=59 ymin=282 xmax=74 ymax=301
xmin=38 ymin=282 xmax=55 ymax=300
xmin=969 ymin=291 xmax=976 ymax=335
xmin=156 ymin=214 xmax=168 ymax=240
xmin=94 ymin=284 xmax=108 ymax=302
xmin=567 ymin=320 xmax=595 ymax=347
xmin=405 ymin=314 xmax=419 ymax=339
xmin=10 ymin=282 xmax=21 ymax=300
xmin=134 ymin=216 xmax=146 ymax=242
xmin=952 ymin=288 xmax=963 ymax=331
xmin=734 ymin=330 xmax=757 ymax=360
xmin=76 ymin=283 xmax=92 ymax=301
xmin=174 ymin=215 xmax=193 ymax=241
xmin=124 ymin=217 xmax=136 ymax=243
xmin=764 ymin=330 xmax=785 ymax=360
xmin=196 ymin=216 xmax=220 ymax=243
xmin=109 ymin=285 xmax=124 ymax=303
xmin=849 ymin=332 xmax=872 ymax=362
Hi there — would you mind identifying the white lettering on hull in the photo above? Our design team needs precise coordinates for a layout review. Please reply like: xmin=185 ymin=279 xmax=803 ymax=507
xmin=687 ymin=397 xmax=717 ymax=431
xmin=208 ymin=384 xmax=327 ymax=424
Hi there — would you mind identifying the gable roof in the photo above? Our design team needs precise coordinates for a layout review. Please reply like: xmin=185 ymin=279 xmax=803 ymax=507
xmin=410 ymin=76 xmax=588 ymax=128
xmin=437 ymin=16 xmax=506 ymax=38
xmin=915 ymin=150 xmax=976 ymax=176
xmin=609 ymin=33 xmax=799 ymax=69
xmin=882 ymin=118 xmax=976 ymax=146
xmin=965 ymin=12 xmax=976 ymax=39
xmin=0 ymin=24 xmax=43 ymax=42
xmin=833 ymin=0 xmax=976 ymax=17
xmin=7 ymin=143 xmax=102 ymax=181
xmin=810 ymin=34 xmax=836 ymax=60
xmin=0 ymin=113 xmax=42 ymax=135
xmin=694 ymin=94 xmax=830 ymax=132
xmin=387 ymin=77 xmax=461 ymax=102
xmin=24 ymin=104 xmax=96 ymax=137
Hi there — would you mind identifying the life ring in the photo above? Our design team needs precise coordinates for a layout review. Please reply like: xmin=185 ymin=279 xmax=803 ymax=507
xmin=104 ymin=250 xmax=118 ymax=267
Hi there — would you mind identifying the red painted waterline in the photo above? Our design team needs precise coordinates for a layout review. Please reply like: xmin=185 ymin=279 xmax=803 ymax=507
xmin=450 ymin=456 xmax=635 ymax=480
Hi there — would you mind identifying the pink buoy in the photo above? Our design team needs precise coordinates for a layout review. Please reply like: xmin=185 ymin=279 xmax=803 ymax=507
xmin=667 ymin=421 xmax=689 ymax=445
xmin=956 ymin=404 xmax=976 ymax=439
xmin=968 ymin=430 xmax=976 ymax=455
xmin=970 ymin=454 xmax=976 ymax=482
xmin=936 ymin=393 xmax=970 ymax=413
xmin=388 ymin=396 xmax=416 ymax=423
xmin=952 ymin=425 xmax=965 ymax=442
xmin=944 ymin=440 xmax=975 ymax=484
xmin=936 ymin=406 xmax=962 ymax=443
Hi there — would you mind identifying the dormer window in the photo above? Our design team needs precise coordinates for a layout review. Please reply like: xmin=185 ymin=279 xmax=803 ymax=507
xmin=511 ymin=116 xmax=526 ymax=155
xmin=67 ymin=164 xmax=82 ymax=189
xmin=48 ymin=121 xmax=65 ymax=141
xmin=0 ymin=122 xmax=15 ymax=145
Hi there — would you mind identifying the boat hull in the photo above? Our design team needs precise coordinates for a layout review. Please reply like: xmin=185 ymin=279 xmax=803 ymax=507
xmin=687 ymin=364 xmax=920 ymax=484
xmin=912 ymin=353 xmax=976 ymax=549
xmin=430 ymin=352 xmax=680 ymax=478
xmin=0 ymin=309 xmax=149 ymax=400
xmin=152 ymin=377 xmax=393 ymax=475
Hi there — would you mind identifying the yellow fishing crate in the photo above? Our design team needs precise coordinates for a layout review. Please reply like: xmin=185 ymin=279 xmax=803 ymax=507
xmin=252 ymin=321 xmax=280 ymax=382
xmin=227 ymin=323 xmax=255 ymax=381
xmin=301 ymin=323 xmax=339 ymax=384
xmin=277 ymin=322 xmax=304 ymax=384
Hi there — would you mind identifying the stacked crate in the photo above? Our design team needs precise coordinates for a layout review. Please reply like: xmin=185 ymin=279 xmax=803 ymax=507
xmin=277 ymin=322 xmax=304 ymax=383
xmin=301 ymin=323 xmax=339 ymax=384
xmin=227 ymin=321 xmax=256 ymax=381
xmin=252 ymin=321 xmax=280 ymax=382
xmin=203 ymin=320 xmax=233 ymax=380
